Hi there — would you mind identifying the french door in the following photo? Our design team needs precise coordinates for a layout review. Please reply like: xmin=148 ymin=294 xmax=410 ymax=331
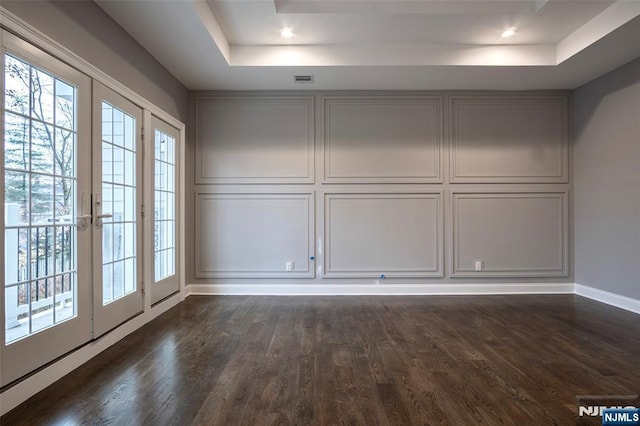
xmin=1 ymin=31 xmax=92 ymax=386
xmin=2 ymin=34 xmax=150 ymax=385
xmin=147 ymin=116 xmax=179 ymax=304
xmin=92 ymin=82 xmax=143 ymax=338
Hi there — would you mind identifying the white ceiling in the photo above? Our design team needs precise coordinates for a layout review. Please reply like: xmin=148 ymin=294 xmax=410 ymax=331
xmin=213 ymin=1 xmax=612 ymax=45
xmin=96 ymin=0 xmax=640 ymax=90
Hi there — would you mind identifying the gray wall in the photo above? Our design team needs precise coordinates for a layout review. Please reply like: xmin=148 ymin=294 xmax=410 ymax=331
xmin=2 ymin=0 xmax=188 ymax=121
xmin=574 ymin=58 xmax=640 ymax=300
xmin=191 ymin=91 xmax=572 ymax=287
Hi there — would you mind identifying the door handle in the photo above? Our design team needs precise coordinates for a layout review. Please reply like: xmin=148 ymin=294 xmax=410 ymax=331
xmin=94 ymin=194 xmax=111 ymax=228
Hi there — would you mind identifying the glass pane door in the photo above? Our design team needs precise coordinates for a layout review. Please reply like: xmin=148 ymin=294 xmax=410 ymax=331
xmin=92 ymin=82 xmax=143 ymax=338
xmin=148 ymin=116 xmax=179 ymax=304
xmin=100 ymin=101 xmax=137 ymax=305
xmin=2 ymin=31 xmax=92 ymax=387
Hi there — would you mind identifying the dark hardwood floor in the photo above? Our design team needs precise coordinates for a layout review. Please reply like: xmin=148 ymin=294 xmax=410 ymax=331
xmin=2 ymin=295 xmax=639 ymax=425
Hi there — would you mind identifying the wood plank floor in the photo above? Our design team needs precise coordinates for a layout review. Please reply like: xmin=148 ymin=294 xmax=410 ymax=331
xmin=2 ymin=295 xmax=639 ymax=425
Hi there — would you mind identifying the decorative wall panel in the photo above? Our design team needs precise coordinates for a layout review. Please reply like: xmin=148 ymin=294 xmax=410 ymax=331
xmin=323 ymin=97 xmax=442 ymax=183
xmin=450 ymin=96 xmax=568 ymax=183
xmin=196 ymin=96 xmax=314 ymax=183
xmin=324 ymin=192 xmax=443 ymax=277
xmin=196 ymin=192 xmax=314 ymax=278
xmin=451 ymin=191 xmax=568 ymax=277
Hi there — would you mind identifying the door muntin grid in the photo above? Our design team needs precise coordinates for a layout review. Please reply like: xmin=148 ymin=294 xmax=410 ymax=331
xmin=4 ymin=53 xmax=78 ymax=344
xmin=100 ymin=101 xmax=136 ymax=305
xmin=154 ymin=129 xmax=175 ymax=282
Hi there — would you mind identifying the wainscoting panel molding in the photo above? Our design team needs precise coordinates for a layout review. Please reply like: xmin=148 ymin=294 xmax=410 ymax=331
xmin=191 ymin=91 xmax=572 ymax=288
xmin=322 ymin=96 xmax=443 ymax=183
xmin=450 ymin=96 xmax=568 ymax=183
xmin=195 ymin=96 xmax=314 ymax=184
xmin=195 ymin=191 xmax=314 ymax=278
xmin=324 ymin=192 xmax=443 ymax=277
xmin=451 ymin=191 xmax=569 ymax=277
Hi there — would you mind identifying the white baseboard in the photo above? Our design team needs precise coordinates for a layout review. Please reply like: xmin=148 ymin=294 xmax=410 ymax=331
xmin=190 ymin=282 xmax=639 ymax=315
xmin=0 ymin=293 xmax=183 ymax=416
xmin=575 ymin=283 xmax=640 ymax=315
xmin=187 ymin=282 xmax=575 ymax=296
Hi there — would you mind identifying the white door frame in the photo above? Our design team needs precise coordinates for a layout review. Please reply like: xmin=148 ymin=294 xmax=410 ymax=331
xmin=146 ymin=113 xmax=181 ymax=305
xmin=91 ymin=81 xmax=144 ymax=338
xmin=0 ymin=8 xmax=186 ymax=407
xmin=1 ymin=30 xmax=92 ymax=386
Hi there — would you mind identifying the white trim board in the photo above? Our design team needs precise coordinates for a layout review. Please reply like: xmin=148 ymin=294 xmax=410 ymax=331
xmin=188 ymin=283 xmax=640 ymax=315
xmin=0 ymin=293 xmax=183 ymax=416
xmin=575 ymin=283 xmax=640 ymax=315
xmin=187 ymin=282 xmax=575 ymax=296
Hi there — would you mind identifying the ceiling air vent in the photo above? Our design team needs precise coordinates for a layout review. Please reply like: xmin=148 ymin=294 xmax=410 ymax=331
xmin=294 ymin=75 xmax=314 ymax=84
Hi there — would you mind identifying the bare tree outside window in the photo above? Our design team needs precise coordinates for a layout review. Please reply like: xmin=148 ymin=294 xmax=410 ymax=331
xmin=4 ymin=53 xmax=76 ymax=331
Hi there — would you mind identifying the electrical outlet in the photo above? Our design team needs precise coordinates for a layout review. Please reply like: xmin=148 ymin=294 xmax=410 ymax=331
xmin=286 ymin=261 xmax=295 ymax=272
xmin=474 ymin=260 xmax=483 ymax=271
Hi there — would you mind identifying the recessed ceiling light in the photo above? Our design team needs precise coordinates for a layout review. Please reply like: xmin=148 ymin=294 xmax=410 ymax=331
xmin=280 ymin=27 xmax=294 ymax=39
xmin=501 ymin=28 xmax=516 ymax=38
